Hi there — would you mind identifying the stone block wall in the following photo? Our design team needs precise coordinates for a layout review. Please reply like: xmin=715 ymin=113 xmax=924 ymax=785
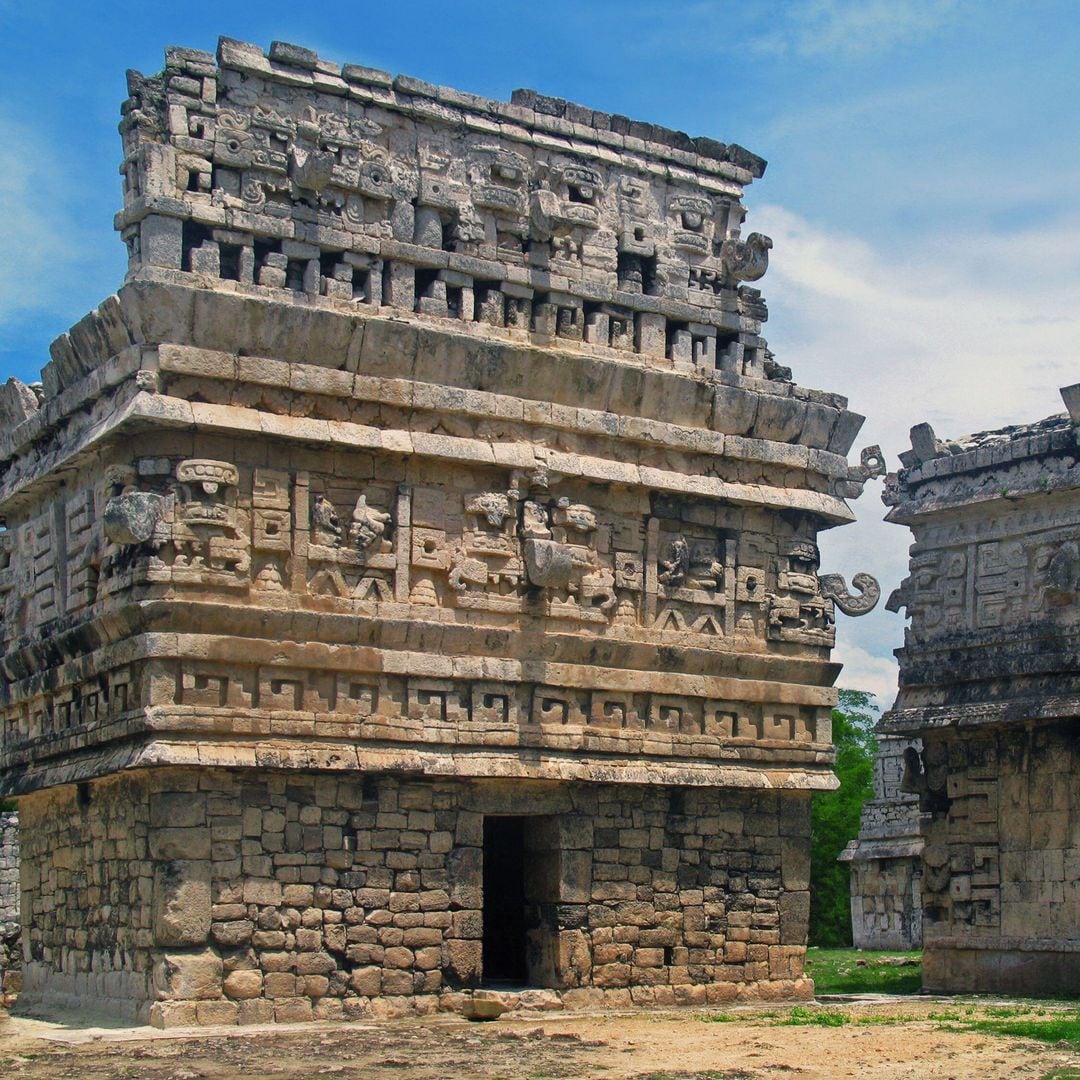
xmin=848 ymin=855 xmax=921 ymax=951
xmin=0 ymin=810 xmax=18 ymax=998
xmin=16 ymin=768 xmax=812 ymax=1026
xmin=18 ymin=778 xmax=154 ymax=1020
xmin=918 ymin=719 xmax=1080 ymax=994
xmin=883 ymin=391 xmax=1080 ymax=994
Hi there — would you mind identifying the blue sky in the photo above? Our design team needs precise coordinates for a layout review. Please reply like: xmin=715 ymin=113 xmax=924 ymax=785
xmin=2 ymin=0 xmax=1079 ymax=703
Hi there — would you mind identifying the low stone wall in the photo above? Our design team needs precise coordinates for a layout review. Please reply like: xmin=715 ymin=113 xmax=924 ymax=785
xmin=16 ymin=768 xmax=813 ymax=1026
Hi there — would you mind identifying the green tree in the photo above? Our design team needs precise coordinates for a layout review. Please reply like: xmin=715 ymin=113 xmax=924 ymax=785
xmin=808 ymin=688 xmax=878 ymax=946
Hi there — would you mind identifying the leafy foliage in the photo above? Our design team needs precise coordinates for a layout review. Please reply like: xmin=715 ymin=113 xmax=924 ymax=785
xmin=808 ymin=689 xmax=878 ymax=946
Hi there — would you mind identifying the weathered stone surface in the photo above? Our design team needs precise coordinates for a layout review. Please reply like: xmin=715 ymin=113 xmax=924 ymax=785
xmin=152 ymin=859 xmax=211 ymax=946
xmin=2 ymin=35 xmax=879 ymax=1024
xmin=156 ymin=949 xmax=223 ymax=1000
xmin=103 ymin=491 xmax=165 ymax=545
xmin=839 ymin=734 xmax=926 ymax=949
xmin=0 ymin=812 xmax=19 ymax=1001
xmin=880 ymin=386 xmax=1080 ymax=993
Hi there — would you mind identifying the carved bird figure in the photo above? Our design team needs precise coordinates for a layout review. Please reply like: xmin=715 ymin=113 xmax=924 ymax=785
xmin=719 ymin=232 xmax=773 ymax=284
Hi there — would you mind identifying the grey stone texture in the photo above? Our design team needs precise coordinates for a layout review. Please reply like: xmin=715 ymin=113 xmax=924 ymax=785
xmin=0 ymin=37 xmax=880 ymax=1024
xmin=881 ymin=384 xmax=1080 ymax=993
xmin=0 ymin=810 xmax=18 ymax=1000
xmin=18 ymin=769 xmax=812 ymax=1025
xmin=839 ymin=735 xmax=926 ymax=949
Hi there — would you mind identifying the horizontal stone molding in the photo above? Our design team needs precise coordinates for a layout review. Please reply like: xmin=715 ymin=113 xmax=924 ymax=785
xmin=4 ymin=739 xmax=838 ymax=796
xmin=0 ymin=389 xmax=856 ymax=525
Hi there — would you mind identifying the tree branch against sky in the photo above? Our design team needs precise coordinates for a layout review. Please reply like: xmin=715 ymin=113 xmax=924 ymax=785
xmin=3 ymin=0 xmax=1077 ymax=705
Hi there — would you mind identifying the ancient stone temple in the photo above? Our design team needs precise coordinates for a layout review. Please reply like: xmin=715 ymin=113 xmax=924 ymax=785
xmin=881 ymin=387 xmax=1080 ymax=994
xmin=0 ymin=37 xmax=881 ymax=1025
xmin=839 ymin=733 xmax=925 ymax=949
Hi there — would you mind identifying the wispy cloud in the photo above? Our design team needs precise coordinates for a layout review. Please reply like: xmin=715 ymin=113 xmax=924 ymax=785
xmin=833 ymin=638 xmax=899 ymax=707
xmin=755 ymin=201 xmax=1080 ymax=442
xmin=755 ymin=199 xmax=1080 ymax=698
xmin=0 ymin=115 xmax=74 ymax=323
xmin=0 ymin=113 xmax=116 ymax=336
xmin=750 ymin=0 xmax=965 ymax=59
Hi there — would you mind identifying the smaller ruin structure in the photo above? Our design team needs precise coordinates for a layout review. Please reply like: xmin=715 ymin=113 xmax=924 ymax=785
xmin=881 ymin=385 xmax=1080 ymax=994
xmin=839 ymin=733 xmax=925 ymax=950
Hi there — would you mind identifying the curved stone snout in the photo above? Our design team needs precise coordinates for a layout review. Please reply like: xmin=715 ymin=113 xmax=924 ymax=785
xmin=103 ymin=492 xmax=166 ymax=546
xmin=818 ymin=571 xmax=880 ymax=616
xmin=523 ymin=538 xmax=575 ymax=588
xmin=719 ymin=232 xmax=772 ymax=284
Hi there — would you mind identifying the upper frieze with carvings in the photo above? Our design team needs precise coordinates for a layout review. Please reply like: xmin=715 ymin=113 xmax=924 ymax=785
xmin=115 ymin=38 xmax=779 ymax=375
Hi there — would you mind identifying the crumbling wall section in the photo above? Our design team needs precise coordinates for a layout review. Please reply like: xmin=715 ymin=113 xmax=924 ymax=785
xmin=0 ymin=810 xmax=19 ymax=999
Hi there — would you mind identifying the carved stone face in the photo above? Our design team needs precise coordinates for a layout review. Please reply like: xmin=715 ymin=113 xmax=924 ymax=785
xmin=786 ymin=540 xmax=820 ymax=571
xmin=466 ymin=492 xmax=512 ymax=528
xmin=312 ymin=495 xmax=340 ymax=534
xmin=557 ymin=503 xmax=597 ymax=534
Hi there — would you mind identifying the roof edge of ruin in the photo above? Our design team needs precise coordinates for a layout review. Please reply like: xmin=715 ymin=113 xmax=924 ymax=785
xmin=154 ymin=37 xmax=766 ymax=179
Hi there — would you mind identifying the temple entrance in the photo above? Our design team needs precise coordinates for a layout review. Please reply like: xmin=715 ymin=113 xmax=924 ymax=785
xmin=482 ymin=816 xmax=527 ymax=983
xmin=481 ymin=815 xmax=560 ymax=987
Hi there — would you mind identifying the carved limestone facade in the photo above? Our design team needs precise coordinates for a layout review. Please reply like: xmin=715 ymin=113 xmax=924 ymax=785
xmin=0 ymin=38 xmax=879 ymax=1025
xmin=881 ymin=387 xmax=1080 ymax=994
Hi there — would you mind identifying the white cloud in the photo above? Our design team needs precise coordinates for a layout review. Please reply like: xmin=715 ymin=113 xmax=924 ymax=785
xmin=0 ymin=113 xmax=111 ymax=332
xmin=750 ymin=0 xmax=965 ymax=59
xmin=753 ymin=199 xmax=1080 ymax=695
xmin=832 ymin=638 xmax=900 ymax=707
xmin=753 ymin=201 xmax=1080 ymax=448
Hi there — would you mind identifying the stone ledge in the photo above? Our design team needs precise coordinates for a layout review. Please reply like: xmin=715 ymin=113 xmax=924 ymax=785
xmin=1 ymin=739 xmax=840 ymax=797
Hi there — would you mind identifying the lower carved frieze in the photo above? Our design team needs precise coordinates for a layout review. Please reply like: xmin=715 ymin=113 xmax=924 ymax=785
xmin=0 ymin=652 xmax=834 ymax=777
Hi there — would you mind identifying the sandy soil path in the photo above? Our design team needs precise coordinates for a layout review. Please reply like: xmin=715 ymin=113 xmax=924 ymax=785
xmin=1 ymin=998 xmax=1076 ymax=1079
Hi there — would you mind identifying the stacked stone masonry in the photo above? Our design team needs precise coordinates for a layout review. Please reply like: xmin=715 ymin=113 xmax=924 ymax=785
xmin=19 ymin=769 xmax=811 ymax=1025
xmin=0 ymin=810 xmax=18 ymax=999
xmin=881 ymin=388 xmax=1080 ymax=994
xmin=0 ymin=37 xmax=879 ymax=1024
xmin=839 ymin=735 xmax=925 ymax=949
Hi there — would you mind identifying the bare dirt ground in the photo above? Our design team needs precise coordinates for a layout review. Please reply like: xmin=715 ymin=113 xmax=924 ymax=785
xmin=1 ymin=998 xmax=1077 ymax=1080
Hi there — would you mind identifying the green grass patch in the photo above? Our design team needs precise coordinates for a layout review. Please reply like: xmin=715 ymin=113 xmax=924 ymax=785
xmin=953 ymin=1011 xmax=1080 ymax=1046
xmin=778 ymin=1005 xmax=849 ymax=1027
xmin=806 ymin=947 xmax=922 ymax=994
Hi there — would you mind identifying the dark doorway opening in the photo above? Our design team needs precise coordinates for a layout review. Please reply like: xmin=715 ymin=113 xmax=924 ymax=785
xmin=482 ymin=816 xmax=527 ymax=984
